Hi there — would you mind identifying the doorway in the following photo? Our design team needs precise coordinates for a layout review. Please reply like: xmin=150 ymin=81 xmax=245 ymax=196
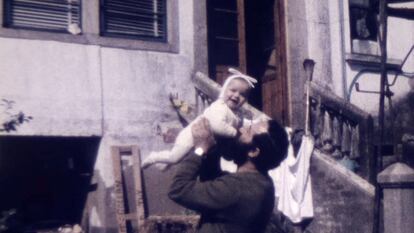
xmin=207 ymin=0 xmax=289 ymax=124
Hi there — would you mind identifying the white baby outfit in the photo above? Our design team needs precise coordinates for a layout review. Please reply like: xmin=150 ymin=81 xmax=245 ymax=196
xmin=142 ymin=68 xmax=257 ymax=169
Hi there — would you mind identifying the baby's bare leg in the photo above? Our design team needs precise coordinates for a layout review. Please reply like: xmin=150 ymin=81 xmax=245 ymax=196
xmin=141 ymin=144 xmax=192 ymax=169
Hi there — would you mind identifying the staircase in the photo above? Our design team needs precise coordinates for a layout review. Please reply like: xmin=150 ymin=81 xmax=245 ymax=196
xmin=192 ymin=71 xmax=376 ymax=233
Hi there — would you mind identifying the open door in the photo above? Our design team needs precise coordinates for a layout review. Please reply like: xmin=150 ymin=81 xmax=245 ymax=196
xmin=259 ymin=0 xmax=289 ymax=125
xmin=207 ymin=0 xmax=246 ymax=85
xmin=207 ymin=0 xmax=289 ymax=124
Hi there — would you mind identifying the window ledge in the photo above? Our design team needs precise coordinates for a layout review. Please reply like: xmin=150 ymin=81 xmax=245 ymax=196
xmin=352 ymin=39 xmax=379 ymax=56
xmin=345 ymin=53 xmax=403 ymax=71
xmin=0 ymin=28 xmax=179 ymax=53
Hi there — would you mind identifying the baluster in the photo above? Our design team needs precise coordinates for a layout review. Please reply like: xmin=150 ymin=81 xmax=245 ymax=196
xmin=314 ymin=103 xmax=325 ymax=148
xmin=321 ymin=110 xmax=334 ymax=153
xmin=310 ymin=97 xmax=320 ymax=138
xmin=350 ymin=124 xmax=360 ymax=159
xmin=195 ymin=89 xmax=200 ymax=115
xmin=197 ymin=91 xmax=208 ymax=112
xmin=332 ymin=115 xmax=343 ymax=159
xmin=341 ymin=121 xmax=351 ymax=157
xmin=202 ymin=93 xmax=209 ymax=109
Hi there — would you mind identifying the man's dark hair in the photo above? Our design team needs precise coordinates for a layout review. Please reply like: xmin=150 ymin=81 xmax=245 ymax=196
xmin=250 ymin=120 xmax=289 ymax=172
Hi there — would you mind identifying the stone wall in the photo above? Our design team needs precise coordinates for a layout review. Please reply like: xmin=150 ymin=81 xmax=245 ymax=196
xmin=306 ymin=150 xmax=375 ymax=233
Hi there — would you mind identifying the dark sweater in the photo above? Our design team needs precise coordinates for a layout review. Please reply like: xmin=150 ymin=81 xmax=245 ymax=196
xmin=168 ymin=154 xmax=275 ymax=233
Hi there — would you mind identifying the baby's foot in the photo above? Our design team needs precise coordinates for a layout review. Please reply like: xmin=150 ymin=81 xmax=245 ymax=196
xmin=141 ymin=155 xmax=156 ymax=169
xmin=155 ymin=163 xmax=170 ymax=171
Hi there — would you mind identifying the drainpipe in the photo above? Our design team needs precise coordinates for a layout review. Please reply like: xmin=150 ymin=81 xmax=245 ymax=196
xmin=373 ymin=0 xmax=388 ymax=232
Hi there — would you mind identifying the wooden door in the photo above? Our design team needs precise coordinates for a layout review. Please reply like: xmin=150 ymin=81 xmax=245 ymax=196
xmin=261 ymin=0 xmax=289 ymax=125
xmin=207 ymin=0 xmax=289 ymax=125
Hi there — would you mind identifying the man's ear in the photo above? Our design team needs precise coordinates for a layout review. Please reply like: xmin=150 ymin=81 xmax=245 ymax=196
xmin=248 ymin=147 xmax=260 ymax=158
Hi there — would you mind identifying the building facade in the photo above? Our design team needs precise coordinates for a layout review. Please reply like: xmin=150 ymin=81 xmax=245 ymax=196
xmin=0 ymin=0 xmax=413 ymax=232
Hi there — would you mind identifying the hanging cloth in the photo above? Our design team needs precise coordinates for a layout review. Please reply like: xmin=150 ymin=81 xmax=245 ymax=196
xmin=270 ymin=128 xmax=315 ymax=223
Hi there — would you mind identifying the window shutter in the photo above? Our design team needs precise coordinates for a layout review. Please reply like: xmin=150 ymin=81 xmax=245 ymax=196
xmin=4 ymin=0 xmax=82 ymax=33
xmin=101 ymin=0 xmax=167 ymax=41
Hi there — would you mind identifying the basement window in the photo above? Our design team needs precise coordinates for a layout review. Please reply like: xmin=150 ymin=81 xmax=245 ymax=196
xmin=0 ymin=136 xmax=99 ymax=232
xmin=100 ymin=0 xmax=167 ymax=42
xmin=3 ymin=0 xmax=82 ymax=34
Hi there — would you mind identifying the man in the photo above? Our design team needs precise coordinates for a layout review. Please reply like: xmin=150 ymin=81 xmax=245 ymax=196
xmin=168 ymin=118 xmax=289 ymax=233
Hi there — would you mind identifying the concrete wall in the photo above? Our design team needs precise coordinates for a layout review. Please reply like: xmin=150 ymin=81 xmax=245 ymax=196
xmin=0 ymin=0 xmax=208 ymax=231
xmin=307 ymin=150 xmax=375 ymax=233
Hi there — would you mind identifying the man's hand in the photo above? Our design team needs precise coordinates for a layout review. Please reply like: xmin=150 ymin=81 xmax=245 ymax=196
xmin=192 ymin=117 xmax=216 ymax=154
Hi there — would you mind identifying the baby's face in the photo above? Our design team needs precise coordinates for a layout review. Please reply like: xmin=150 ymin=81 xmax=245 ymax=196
xmin=223 ymin=79 xmax=250 ymax=110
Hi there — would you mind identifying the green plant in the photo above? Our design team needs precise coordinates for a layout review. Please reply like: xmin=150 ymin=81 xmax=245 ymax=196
xmin=0 ymin=99 xmax=32 ymax=132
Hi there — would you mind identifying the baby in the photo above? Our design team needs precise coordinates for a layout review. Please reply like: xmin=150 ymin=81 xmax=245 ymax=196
xmin=141 ymin=68 xmax=257 ymax=170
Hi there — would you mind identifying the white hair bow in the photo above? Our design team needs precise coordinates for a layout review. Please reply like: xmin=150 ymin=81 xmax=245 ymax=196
xmin=219 ymin=68 xmax=258 ymax=99
xmin=227 ymin=68 xmax=258 ymax=88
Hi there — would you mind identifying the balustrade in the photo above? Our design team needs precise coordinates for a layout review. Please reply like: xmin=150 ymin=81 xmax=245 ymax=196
xmin=192 ymin=72 xmax=375 ymax=182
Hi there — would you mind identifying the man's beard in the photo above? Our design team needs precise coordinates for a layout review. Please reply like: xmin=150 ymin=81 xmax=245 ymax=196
xmin=222 ymin=139 xmax=255 ymax=166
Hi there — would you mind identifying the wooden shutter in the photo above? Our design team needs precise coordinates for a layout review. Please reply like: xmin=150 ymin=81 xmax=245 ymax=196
xmin=4 ymin=0 xmax=81 ymax=33
xmin=101 ymin=0 xmax=167 ymax=41
xmin=261 ymin=0 xmax=289 ymax=125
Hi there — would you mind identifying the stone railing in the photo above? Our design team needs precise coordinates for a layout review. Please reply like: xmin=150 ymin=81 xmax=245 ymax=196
xmin=192 ymin=71 xmax=377 ymax=233
xmin=193 ymin=72 xmax=375 ymax=183
xmin=308 ymin=83 xmax=375 ymax=183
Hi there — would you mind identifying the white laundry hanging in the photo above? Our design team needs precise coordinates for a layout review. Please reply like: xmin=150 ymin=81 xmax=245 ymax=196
xmin=269 ymin=128 xmax=315 ymax=223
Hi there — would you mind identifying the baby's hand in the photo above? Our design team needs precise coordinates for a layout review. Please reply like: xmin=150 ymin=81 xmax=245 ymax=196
xmin=192 ymin=117 xmax=216 ymax=153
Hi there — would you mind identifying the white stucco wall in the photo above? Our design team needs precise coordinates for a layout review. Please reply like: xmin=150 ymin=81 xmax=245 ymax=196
xmin=305 ymin=0 xmax=334 ymax=89
xmin=346 ymin=16 xmax=414 ymax=114
xmin=0 ymin=1 xmax=196 ymax=137
xmin=0 ymin=38 xmax=103 ymax=136
xmin=304 ymin=0 xmax=414 ymax=115
xmin=0 ymin=0 xmax=200 ymax=229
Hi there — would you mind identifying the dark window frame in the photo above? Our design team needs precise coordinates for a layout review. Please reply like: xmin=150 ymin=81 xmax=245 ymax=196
xmin=0 ymin=0 xmax=179 ymax=53
xmin=348 ymin=0 xmax=380 ymax=56
xmin=99 ymin=0 xmax=167 ymax=43
xmin=349 ymin=1 xmax=378 ymax=42
xmin=3 ymin=0 xmax=83 ymax=34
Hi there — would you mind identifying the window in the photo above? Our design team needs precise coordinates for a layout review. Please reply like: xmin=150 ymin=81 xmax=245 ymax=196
xmin=349 ymin=0 xmax=378 ymax=41
xmin=3 ymin=0 xmax=82 ymax=34
xmin=100 ymin=0 xmax=167 ymax=42
xmin=349 ymin=0 xmax=379 ymax=54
